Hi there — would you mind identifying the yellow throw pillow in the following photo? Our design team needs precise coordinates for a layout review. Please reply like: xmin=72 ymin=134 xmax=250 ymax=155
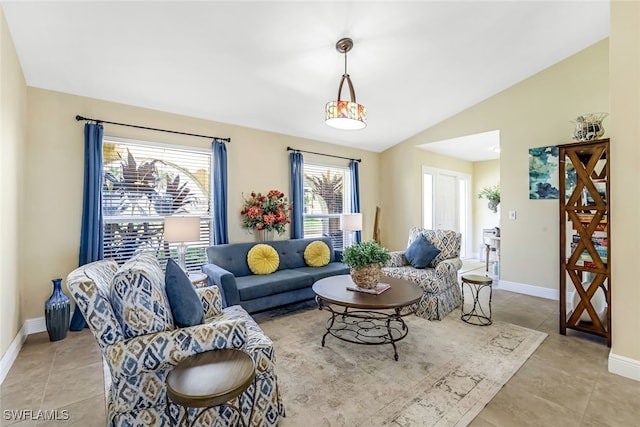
xmin=247 ymin=244 xmax=280 ymax=275
xmin=304 ymin=241 xmax=331 ymax=267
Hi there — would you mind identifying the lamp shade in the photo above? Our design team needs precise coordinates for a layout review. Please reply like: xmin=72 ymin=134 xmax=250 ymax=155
xmin=325 ymin=101 xmax=367 ymax=130
xmin=164 ymin=216 xmax=200 ymax=242
xmin=340 ymin=213 xmax=363 ymax=232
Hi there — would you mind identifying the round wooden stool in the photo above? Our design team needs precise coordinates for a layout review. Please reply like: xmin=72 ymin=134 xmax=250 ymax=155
xmin=166 ymin=349 xmax=255 ymax=427
xmin=460 ymin=274 xmax=493 ymax=326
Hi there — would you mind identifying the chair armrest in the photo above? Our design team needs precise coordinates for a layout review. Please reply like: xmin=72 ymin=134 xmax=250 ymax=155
xmin=105 ymin=319 xmax=247 ymax=377
xmin=435 ymin=258 xmax=462 ymax=278
xmin=383 ymin=251 xmax=408 ymax=267
xmin=195 ymin=285 xmax=223 ymax=319
xmin=202 ymin=263 xmax=239 ymax=307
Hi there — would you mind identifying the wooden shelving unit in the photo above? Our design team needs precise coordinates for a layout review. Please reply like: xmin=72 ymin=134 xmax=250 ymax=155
xmin=559 ymin=138 xmax=610 ymax=346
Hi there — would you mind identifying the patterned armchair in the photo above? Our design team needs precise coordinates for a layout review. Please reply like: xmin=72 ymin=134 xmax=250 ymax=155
xmin=66 ymin=256 xmax=284 ymax=426
xmin=382 ymin=228 xmax=463 ymax=320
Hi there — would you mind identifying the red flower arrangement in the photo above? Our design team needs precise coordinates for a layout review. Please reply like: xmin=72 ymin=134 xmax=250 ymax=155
xmin=240 ymin=190 xmax=292 ymax=234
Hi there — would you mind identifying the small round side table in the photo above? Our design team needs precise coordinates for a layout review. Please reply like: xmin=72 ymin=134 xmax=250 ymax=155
xmin=166 ymin=349 xmax=255 ymax=426
xmin=188 ymin=272 xmax=208 ymax=288
xmin=460 ymin=274 xmax=493 ymax=326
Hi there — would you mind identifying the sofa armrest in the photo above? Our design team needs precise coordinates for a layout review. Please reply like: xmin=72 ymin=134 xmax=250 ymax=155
xmin=334 ymin=249 xmax=343 ymax=262
xmin=383 ymin=250 xmax=408 ymax=267
xmin=195 ymin=285 xmax=223 ymax=320
xmin=202 ymin=263 xmax=239 ymax=307
xmin=105 ymin=319 xmax=247 ymax=377
xmin=435 ymin=257 xmax=463 ymax=278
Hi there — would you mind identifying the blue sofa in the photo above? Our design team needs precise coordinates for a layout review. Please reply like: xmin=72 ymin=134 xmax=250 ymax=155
xmin=203 ymin=237 xmax=349 ymax=313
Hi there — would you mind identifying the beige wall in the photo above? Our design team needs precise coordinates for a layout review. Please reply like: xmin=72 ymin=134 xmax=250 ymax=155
xmin=22 ymin=88 xmax=380 ymax=321
xmin=381 ymin=39 xmax=609 ymax=290
xmin=0 ymin=8 xmax=27 ymax=359
xmin=473 ymin=159 xmax=500 ymax=254
xmin=379 ymin=146 xmax=472 ymax=251
xmin=610 ymin=1 xmax=640 ymax=364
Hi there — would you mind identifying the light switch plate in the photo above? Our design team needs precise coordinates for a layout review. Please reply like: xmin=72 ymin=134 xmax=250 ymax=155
xmin=509 ymin=210 xmax=517 ymax=220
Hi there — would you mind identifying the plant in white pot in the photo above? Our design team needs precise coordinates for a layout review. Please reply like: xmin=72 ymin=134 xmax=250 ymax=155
xmin=342 ymin=241 xmax=391 ymax=289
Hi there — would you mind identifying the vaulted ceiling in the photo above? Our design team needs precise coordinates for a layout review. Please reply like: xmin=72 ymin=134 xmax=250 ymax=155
xmin=1 ymin=1 xmax=609 ymax=154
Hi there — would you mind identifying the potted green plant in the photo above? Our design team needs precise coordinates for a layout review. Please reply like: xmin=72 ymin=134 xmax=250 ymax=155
xmin=342 ymin=241 xmax=391 ymax=289
xmin=478 ymin=185 xmax=500 ymax=213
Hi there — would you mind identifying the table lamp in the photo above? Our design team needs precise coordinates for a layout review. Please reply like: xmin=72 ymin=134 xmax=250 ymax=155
xmin=340 ymin=213 xmax=362 ymax=247
xmin=164 ymin=216 xmax=201 ymax=271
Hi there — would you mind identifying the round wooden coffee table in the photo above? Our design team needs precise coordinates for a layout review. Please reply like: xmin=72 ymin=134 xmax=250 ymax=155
xmin=312 ymin=275 xmax=422 ymax=361
xmin=166 ymin=349 xmax=255 ymax=426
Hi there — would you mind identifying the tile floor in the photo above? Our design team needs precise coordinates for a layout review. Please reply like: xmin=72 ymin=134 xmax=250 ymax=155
xmin=2 ymin=262 xmax=639 ymax=426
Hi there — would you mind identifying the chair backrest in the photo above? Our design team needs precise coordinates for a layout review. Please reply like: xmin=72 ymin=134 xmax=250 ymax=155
xmin=407 ymin=228 xmax=461 ymax=267
xmin=66 ymin=260 xmax=125 ymax=351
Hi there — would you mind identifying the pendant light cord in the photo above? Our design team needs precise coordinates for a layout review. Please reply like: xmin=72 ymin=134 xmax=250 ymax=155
xmin=344 ymin=50 xmax=348 ymax=76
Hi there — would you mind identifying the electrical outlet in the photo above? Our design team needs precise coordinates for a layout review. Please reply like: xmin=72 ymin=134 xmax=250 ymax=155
xmin=508 ymin=210 xmax=517 ymax=220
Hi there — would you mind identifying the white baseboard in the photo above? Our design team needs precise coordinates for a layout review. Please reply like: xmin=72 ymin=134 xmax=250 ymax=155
xmin=0 ymin=317 xmax=47 ymax=385
xmin=0 ymin=324 xmax=28 ymax=385
xmin=495 ymin=279 xmax=559 ymax=300
xmin=24 ymin=317 xmax=46 ymax=335
xmin=608 ymin=351 xmax=640 ymax=381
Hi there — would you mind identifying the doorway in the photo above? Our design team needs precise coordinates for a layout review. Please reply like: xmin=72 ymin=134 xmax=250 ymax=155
xmin=422 ymin=166 xmax=471 ymax=258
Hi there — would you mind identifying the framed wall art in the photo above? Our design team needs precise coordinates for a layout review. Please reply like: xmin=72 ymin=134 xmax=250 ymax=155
xmin=529 ymin=145 xmax=559 ymax=199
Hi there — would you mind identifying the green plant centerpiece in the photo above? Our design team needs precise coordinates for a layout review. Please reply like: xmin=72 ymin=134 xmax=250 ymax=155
xmin=342 ymin=241 xmax=391 ymax=289
xmin=478 ymin=185 xmax=500 ymax=213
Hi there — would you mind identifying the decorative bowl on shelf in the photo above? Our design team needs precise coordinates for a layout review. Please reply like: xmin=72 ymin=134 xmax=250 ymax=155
xmin=570 ymin=112 xmax=608 ymax=141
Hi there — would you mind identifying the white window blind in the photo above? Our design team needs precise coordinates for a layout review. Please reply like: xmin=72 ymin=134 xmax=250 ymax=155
xmin=303 ymin=163 xmax=351 ymax=249
xmin=102 ymin=138 xmax=212 ymax=271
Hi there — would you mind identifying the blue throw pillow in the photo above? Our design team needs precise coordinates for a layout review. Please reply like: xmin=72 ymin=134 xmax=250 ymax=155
xmin=165 ymin=258 xmax=205 ymax=327
xmin=404 ymin=234 xmax=441 ymax=269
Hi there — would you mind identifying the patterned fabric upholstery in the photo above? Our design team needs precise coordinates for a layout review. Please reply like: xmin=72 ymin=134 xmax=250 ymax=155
xmin=66 ymin=255 xmax=284 ymax=427
xmin=110 ymin=255 xmax=174 ymax=338
xmin=198 ymin=285 xmax=224 ymax=320
xmin=382 ymin=228 xmax=462 ymax=320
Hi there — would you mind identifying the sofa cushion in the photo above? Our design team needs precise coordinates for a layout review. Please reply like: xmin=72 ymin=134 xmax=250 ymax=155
xmin=165 ymin=258 xmax=205 ymax=327
xmin=304 ymin=241 xmax=331 ymax=267
xmin=404 ymin=234 xmax=441 ymax=269
xmin=235 ymin=270 xmax=313 ymax=301
xmin=110 ymin=254 xmax=174 ymax=338
xmin=294 ymin=262 xmax=350 ymax=282
xmin=247 ymin=244 xmax=280 ymax=275
xmin=207 ymin=237 xmax=336 ymax=277
xmin=407 ymin=228 xmax=462 ymax=267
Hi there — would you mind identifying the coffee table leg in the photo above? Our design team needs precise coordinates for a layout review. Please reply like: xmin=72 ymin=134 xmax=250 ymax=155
xmin=385 ymin=316 xmax=400 ymax=361
xmin=316 ymin=297 xmax=334 ymax=347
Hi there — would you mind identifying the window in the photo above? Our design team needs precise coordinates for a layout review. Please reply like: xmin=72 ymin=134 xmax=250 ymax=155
xmin=101 ymin=137 xmax=212 ymax=270
xmin=302 ymin=163 xmax=351 ymax=249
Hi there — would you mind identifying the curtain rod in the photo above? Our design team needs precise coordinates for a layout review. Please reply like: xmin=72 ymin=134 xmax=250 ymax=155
xmin=286 ymin=146 xmax=361 ymax=163
xmin=75 ymin=115 xmax=231 ymax=143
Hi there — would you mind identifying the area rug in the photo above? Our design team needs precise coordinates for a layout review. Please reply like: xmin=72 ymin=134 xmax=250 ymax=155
xmin=258 ymin=308 xmax=547 ymax=427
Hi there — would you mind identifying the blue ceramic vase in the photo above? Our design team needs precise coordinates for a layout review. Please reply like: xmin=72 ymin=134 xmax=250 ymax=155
xmin=45 ymin=278 xmax=70 ymax=341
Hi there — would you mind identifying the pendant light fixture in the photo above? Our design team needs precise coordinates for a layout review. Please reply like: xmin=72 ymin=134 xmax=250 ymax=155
xmin=325 ymin=38 xmax=367 ymax=130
